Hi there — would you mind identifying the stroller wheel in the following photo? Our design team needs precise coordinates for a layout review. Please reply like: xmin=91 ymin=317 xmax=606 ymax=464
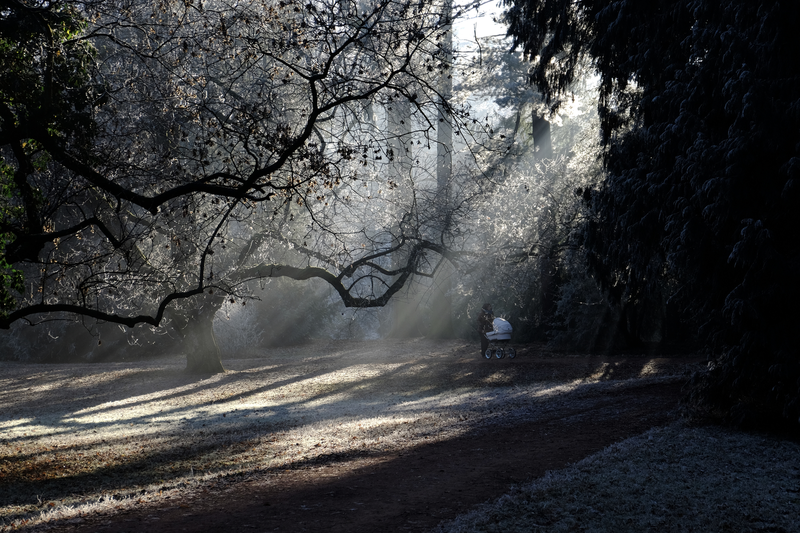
xmin=507 ymin=348 xmax=516 ymax=359
xmin=484 ymin=349 xmax=492 ymax=359
xmin=495 ymin=348 xmax=505 ymax=359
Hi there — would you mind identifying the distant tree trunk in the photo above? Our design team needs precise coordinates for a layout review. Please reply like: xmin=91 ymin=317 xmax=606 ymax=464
xmin=385 ymin=94 xmax=416 ymax=337
xmin=430 ymin=0 xmax=454 ymax=338
xmin=532 ymin=114 xmax=553 ymax=160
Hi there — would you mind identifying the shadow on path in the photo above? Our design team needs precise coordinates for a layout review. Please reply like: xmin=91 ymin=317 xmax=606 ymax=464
xmin=60 ymin=381 xmax=683 ymax=533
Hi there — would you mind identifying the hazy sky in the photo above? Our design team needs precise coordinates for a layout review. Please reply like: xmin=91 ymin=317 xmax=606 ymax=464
xmin=454 ymin=0 xmax=508 ymax=49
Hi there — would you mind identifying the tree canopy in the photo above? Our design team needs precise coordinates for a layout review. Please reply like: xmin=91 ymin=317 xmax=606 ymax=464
xmin=503 ymin=0 xmax=800 ymax=428
xmin=0 ymin=0 xmax=497 ymax=337
xmin=0 ymin=0 xmax=98 ymax=314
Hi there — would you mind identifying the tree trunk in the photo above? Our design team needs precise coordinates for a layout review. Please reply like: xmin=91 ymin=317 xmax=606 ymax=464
xmin=168 ymin=297 xmax=226 ymax=374
xmin=532 ymin=114 xmax=553 ymax=160
xmin=185 ymin=301 xmax=225 ymax=374
xmin=430 ymin=0 xmax=454 ymax=338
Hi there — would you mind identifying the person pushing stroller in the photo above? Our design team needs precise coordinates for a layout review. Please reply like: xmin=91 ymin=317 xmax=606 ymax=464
xmin=477 ymin=303 xmax=516 ymax=359
xmin=477 ymin=303 xmax=494 ymax=357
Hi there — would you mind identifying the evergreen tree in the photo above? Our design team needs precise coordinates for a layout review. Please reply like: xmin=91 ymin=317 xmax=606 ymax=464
xmin=503 ymin=0 xmax=800 ymax=429
xmin=0 ymin=0 xmax=98 ymax=317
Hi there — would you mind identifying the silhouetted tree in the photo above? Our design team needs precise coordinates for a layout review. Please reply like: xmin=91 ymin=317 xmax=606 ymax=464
xmin=0 ymin=0 xmax=493 ymax=372
xmin=0 ymin=0 xmax=98 ymax=315
xmin=503 ymin=0 xmax=800 ymax=429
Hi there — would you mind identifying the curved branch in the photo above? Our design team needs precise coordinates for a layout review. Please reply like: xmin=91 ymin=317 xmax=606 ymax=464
xmin=0 ymin=285 xmax=206 ymax=329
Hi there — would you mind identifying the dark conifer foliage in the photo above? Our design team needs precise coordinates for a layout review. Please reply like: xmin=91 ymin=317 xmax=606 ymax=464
xmin=504 ymin=0 xmax=800 ymax=429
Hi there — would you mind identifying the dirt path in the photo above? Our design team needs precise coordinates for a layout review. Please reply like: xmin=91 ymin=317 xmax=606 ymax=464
xmin=45 ymin=379 xmax=683 ymax=533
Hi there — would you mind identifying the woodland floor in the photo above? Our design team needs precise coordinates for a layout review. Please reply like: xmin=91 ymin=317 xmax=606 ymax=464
xmin=92 ymin=382 xmax=681 ymax=533
xmin=1 ymin=339 xmax=774 ymax=532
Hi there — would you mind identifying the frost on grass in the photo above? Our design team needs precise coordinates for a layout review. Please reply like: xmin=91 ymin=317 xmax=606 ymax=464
xmin=436 ymin=422 xmax=800 ymax=533
xmin=0 ymin=339 xmax=697 ymax=531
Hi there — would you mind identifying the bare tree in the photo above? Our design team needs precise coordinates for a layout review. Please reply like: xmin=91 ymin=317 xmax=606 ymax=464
xmin=0 ymin=0 xmax=494 ymax=371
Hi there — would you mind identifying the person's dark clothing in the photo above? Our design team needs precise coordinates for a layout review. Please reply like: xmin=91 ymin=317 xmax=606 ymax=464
xmin=477 ymin=307 xmax=494 ymax=356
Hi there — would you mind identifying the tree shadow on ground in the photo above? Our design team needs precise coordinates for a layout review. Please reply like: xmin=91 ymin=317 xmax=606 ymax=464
xmin=31 ymin=382 xmax=686 ymax=533
xmin=0 ymin=340 xmax=702 ymax=527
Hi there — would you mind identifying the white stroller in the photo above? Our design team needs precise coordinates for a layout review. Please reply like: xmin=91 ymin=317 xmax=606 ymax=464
xmin=484 ymin=317 xmax=516 ymax=359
